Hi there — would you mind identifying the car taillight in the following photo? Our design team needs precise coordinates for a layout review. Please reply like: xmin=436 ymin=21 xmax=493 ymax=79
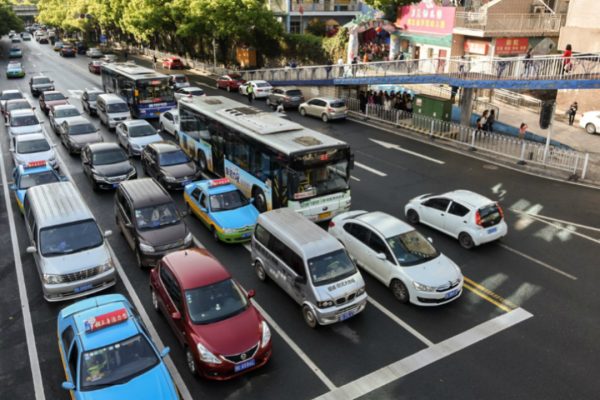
xmin=496 ymin=203 xmax=504 ymax=219
xmin=327 ymin=107 xmax=334 ymax=112
xmin=328 ymin=221 xmax=335 ymax=228
xmin=284 ymin=96 xmax=290 ymax=101
xmin=475 ymin=210 xmax=483 ymax=226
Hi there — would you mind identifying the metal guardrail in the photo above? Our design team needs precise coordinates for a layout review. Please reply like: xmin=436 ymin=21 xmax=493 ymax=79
xmin=407 ymin=84 xmax=499 ymax=118
xmin=492 ymin=89 xmax=542 ymax=113
xmin=344 ymin=98 xmax=590 ymax=178
xmin=454 ymin=12 xmax=564 ymax=34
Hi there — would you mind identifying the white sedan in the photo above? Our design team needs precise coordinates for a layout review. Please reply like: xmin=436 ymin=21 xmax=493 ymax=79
xmin=579 ymin=111 xmax=600 ymax=134
xmin=329 ymin=210 xmax=463 ymax=306
xmin=159 ymin=109 xmax=179 ymax=136
xmin=238 ymin=80 xmax=272 ymax=99
xmin=115 ymin=119 xmax=162 ymax=156
xmin=404 ymin=190 xmax=507 ymax=249
xmin=174 ymin=86 xmax=205 ymax=102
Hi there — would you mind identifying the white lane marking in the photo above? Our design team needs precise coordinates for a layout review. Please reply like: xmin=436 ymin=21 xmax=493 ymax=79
xmin=49 ymin=136 xmax=194 ymax=400
xmin=370 ymin=138 xmax=445 ymax=165
xmin=0 ymin=134 xmax=46 ymax=400
xmin=354 ymin=161 xmax=387 ymax=177
xmin=367 ymin=298 xmax=433 ymax=347
xmin=312 ymin=307 xmax=533 ymax=400
xmin=511 ymin=209 xmax=600 ymax=234
xmin=498 ymin=243 xmax=577 ymax=281
xmin=350 ymin=175 xmax=360 ymax=182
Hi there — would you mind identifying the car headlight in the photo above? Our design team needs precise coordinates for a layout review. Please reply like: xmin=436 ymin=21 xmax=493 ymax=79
xmin=139 ymin=242 xmax=155 ymax=254
xmin=260 ymin=321 xmax=271 ymax=349
xmin=127 ymin=168 xmax=137 ymax=178
xmin=196 ymin=343 xmax=221 ymax=364
xmin=130 ymin=142 xmax=141 ymax=150
xmin=222 ymin=228 xmax=237 ymax=234
xmin=356 ymin=286 xmax=366 ymax=297
xmin=92 ymin=173 xmax=106 ymax=181
xmin=184 ymin=232 xmax=192 ymax=245
xmin=98 ymin=259 xmax=114 ymax=273
xmin=43 ymin=273 xmax=64 ymax=284
xmin=413 ymin=281 xmax=437 ymax=292
xmin=163 ymin=175 xmax=177 ymax=183
xmin=316 ymin=300 xmax=335 ymax=308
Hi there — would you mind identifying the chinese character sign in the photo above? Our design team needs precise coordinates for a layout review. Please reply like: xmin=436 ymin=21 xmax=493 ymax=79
xmin=495 ymin=38 xmax=529 ymax=55
xmin=396 ymin=2 xmax=456 ymax=35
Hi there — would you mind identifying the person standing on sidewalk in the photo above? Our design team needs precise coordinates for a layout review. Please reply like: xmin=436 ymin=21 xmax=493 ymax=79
xmin=519 ymin=123 xmax=528 ymax=139
xmin=485 ymin=109 xmax=496 ymax=132
xmin=568 ymin=101 xmax=578 ymax=125
xmin=477 ymin=110 xmax=488 ymax=134
xmin=246 ymin=84 xmax=254 ymax=104
xmin=152 ymin=54 xmax=157 ymax=69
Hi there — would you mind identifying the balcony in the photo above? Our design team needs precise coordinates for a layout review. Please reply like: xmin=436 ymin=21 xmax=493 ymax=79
xmin=289 ymin=0 xmax=360 ymax=13
xmin=454 ymin=12 xmax=565 ymax=37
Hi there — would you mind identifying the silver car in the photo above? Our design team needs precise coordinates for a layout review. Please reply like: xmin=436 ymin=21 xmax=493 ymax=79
xmin=49 ymin=104 xmax=81 ymax=133
xmin=299 ymin=97 xmax=348 ymax=123
xmin=59 ymin=116 xmax=103 ymax=154
xmin=116 ymin=119 xmax=163 ymax=156
xmin=86 ymin=47 xmax=103 ymax=58
xmin=11 ymin=132 xmax=58 ymax=169
xmin=7 ymin=109 xmax=44 ymax=140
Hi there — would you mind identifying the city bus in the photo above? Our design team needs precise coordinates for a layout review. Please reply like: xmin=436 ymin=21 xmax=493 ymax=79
xmin=101 ymin=63 xmax=175 ymax=119
xmin=176 ymin=96 xmax=353 ymax=222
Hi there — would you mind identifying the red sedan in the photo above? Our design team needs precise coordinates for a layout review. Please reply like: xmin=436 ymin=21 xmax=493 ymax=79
xmin=216 ymin=74 xmax=245 ymax=92
xmin=88 ymin=60 xmax=103 ymax=74
xmin=162 ymin=57 xmax=184 ymax=70
xmin=150 ymin=248 xmax=272 ymax=380
xmin=38 ymin=91 xmax=69 ymax=115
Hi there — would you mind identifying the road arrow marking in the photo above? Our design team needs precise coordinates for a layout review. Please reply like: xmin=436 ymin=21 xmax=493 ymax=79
xmin=370 ymin=138 xmax=445 ymax=164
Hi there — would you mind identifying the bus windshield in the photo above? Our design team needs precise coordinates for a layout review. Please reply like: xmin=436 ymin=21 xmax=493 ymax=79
xmin=290 ymin=157 xmax=349 ymax=200
xmin=137 ymin=79 xmax=174 ymax=104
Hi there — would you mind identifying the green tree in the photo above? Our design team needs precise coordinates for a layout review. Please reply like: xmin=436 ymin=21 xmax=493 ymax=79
xmin=305 ymin=18 xmax=326 ymax=37
xmin=362 ymin=0 xmax=421 ymax=21
xmin=1 ymin=0 xmax=25 ymax=35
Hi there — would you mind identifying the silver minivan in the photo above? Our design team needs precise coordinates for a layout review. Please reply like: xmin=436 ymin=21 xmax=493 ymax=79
xmin=251 ymin=208 xmax=367 ymax=328
xmin=23 ymin=181 xmax=116 ymax=301
xmin=96 ymin=93 xmax=131 ymax=129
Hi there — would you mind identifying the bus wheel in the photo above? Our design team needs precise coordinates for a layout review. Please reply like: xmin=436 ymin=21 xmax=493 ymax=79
xmin=252 ymin=188 xmax=267 ymax=213
xmin=197 ymin=152 xmax=207 ymax=172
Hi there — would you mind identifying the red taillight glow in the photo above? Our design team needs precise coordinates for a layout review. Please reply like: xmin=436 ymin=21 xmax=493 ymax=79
xmin=327 ymin=107 xmax=334 ymax=112
xmin=475 ymin=210 xmax=482 ymax=226
xmin=328 ymin=221 xmax=335 ymax=228
xmin=496 ymin=203 xmax=504 ymax=219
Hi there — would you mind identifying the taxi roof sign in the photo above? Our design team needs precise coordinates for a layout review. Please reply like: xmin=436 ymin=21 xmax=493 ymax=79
xmin=84 ymin=308 xmax=129 ymax=333
xmin=209 ymin=178 xmax=230 ymax=187
xmin=24 ymin=160 xmax=47 ymax=169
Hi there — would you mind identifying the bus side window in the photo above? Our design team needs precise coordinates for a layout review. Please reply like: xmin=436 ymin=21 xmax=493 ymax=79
xmin=250 ymin=151 xmax=272 ymax=181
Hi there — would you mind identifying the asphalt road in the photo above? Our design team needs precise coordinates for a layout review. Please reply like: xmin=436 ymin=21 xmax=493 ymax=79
xmin=1 ymin=39 xmax=599 ymax=400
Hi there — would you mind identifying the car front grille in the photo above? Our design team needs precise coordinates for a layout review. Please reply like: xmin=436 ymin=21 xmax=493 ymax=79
xmin=223 ymin=343 xmax=258 ymax=364
xmin=105 ymin=174 xmax=128 ymax=183
xmin=436 ymin=278 xmax=461 ymax=292
xmin=61 ymin=265 xmax=102 ymax=283
xmin=335 ymin=291 xmax=357 ymax=305
xmin=154 ymin=239 xmax=185 ymax=253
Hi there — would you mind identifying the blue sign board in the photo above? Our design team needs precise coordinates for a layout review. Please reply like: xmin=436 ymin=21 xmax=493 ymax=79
xmin=100 ymin=34 xmax=107 ymax=43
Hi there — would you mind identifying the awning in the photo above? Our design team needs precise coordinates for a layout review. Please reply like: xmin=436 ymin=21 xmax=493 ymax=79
xmin=396 ymin=32 xmax=452 ymax=47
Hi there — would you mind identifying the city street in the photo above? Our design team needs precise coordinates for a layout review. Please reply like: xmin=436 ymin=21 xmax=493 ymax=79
xmin=1 ymin=38 xmax=600 ymax=400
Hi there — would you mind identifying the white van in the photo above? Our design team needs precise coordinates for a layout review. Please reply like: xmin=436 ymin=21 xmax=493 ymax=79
xmin=96 ymin=93 xmax=131 ymax=129
xmin=23 ymin=181 xmax=116 ymax=301
xmin=251 ymin=208 xmax=367 ymax=328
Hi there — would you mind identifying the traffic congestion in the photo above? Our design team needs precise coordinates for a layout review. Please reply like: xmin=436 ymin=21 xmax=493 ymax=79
xmin=2 ymin=25 xmax=599 ymax=400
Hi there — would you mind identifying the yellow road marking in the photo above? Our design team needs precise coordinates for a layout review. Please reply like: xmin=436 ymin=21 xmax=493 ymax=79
xmin=463 ymin=276 xmax=517 ymax=313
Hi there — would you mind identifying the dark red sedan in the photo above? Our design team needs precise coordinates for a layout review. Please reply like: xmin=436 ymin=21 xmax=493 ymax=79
xmin=38 ymin=91 xmax=69 ymax=115
xmin=216 ymin=74 xmax=245 ymax=92
xmin=150 ymin=248 xmax=272 ymax=380
xmin=162 ymin=57 xmax=184 ymax=70
xmin=88 ymin=60 xmax=103 ymax=74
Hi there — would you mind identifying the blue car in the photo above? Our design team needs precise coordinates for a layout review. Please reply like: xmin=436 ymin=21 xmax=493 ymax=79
xmin=184 ymin=178 xmax=259 ymax=243
xmin=10 ymin=161 xmax=64 ymax=213
xmin=57 ymin=294 xmax=179 ymax=399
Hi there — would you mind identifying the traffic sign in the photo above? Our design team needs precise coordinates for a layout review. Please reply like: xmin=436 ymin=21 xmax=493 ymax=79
xmin=100 ymin=34 xmax=107 ymax=43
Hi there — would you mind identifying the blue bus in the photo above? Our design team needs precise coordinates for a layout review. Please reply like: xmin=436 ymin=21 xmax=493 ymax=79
xmin=101 ymin=63 xmax=175 ymax=119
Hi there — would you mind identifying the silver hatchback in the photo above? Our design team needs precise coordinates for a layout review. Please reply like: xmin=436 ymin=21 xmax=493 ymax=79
xmin=299 ymin=97 xmax=347 ymax=123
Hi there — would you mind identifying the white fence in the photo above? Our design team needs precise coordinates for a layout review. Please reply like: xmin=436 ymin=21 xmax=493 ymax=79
xmin=344 ymin=98 xmax=590 ymax=178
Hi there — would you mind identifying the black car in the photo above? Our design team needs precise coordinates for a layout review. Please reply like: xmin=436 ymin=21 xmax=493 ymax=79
xmin=81 ymin=88 xmax=104 ymax=116
xmin=29 ymin=76 xmax=55 ymax=97
xmin=60 ymin=44 xmax=76 ymax=57
xmin=81 ymin=143 xmax=137 ymax=190
xmin=141 ymin=142 xmax=200 ymax=190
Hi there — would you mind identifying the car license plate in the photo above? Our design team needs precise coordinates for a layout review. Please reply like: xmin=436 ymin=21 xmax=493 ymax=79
xmin=234 ymin=359 xmax=256 ymax=373
xmin=445 ymin=288 xmax=459 ymax=299
xmin=74 ymin=284 xmax=93 ymax=293
xmin=112 ymin=183 xmax=119 ymax=188
xmin=242 ymin=232 xmax=251 ymax=238
xmin=339 ymin=310 xmax=355 ymax=321
xmin=318 ymin=212 xmax=331 ymax=220
xmin=182 ymin=180 xmax=191 ymax=186
xmin=487 ymin=227 xmax=498 ymax=234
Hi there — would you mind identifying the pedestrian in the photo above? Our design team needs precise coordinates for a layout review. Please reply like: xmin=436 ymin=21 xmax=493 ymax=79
xmin=246 ymin=84 xmax=254 ymax=104
xmin=152 ymin=54 xmax=157 ymax=70
xmin=523 ymin=48 xmax=533 ymax=77
xmin=450 ymin=85 xmax=459 ymax=104
xmin=325 ymin=60 xmax=333 ymax=79
xmin=458 ymin=55 xmax=467 ymax=76
xmin=124 ymin=50 xmax=128 ymax=61
xmin=405 ymin=95 xmax=413 ymax=114
xmin=351 ymin=57 xmax=358 ymax=77
xmin=519 ymin=123 xmax=528 ymax=139
xmin=568 ymin=101 xmax=578 ymax=125
xmin=562 ymin=44 xmax=573 ymax=74
xmin=477 ymin=110 xmax=489 ymax=133
xmin=337 ymin=56 xmax=344 ymax=77
xmin=485 ymin=109 xmax=496 ymax=132
xmin=359 ymin=91 xmax=367 ymax=114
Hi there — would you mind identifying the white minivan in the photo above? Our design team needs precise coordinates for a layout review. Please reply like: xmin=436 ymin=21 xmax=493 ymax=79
xmin=96 ymin=93 xmax=131 ymax=129
xmin=251 ymin=208 xmax=367 ymax=328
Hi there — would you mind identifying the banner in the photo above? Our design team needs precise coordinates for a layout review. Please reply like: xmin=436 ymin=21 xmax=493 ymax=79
xmin=396 ymin=2 xmax=456 ymax=35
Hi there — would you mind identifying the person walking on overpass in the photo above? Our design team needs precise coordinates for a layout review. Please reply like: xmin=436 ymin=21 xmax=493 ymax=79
xmin=523 ymin=48 xmax=533 ymax=77
xmin=562 ymin=44 xmax=573 ymax=74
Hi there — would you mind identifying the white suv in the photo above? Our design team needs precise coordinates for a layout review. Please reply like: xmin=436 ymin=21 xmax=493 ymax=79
xmin=404 ymin=190 xmax=507 ymax=249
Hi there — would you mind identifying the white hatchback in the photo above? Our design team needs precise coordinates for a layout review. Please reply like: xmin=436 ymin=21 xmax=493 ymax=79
xmin=239 ymin=80 xmax=272 ymax=99
xmin=329 ymin=210 xmax=463 ymax=306
xmin=159 ymin=109 xmax=179 ymax=136
xmin=579 ymin=111 xmax=600 ymax=134
xmin=404 ymin=190 xmax=507 ymax=249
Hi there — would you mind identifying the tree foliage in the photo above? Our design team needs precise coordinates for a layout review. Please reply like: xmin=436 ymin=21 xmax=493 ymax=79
xmin=305 ymin=18 xmax=326 ymax=37
xmin=322 ymin=28 xmax=349 ymax=63
xmin=0 ymin=0 xmax=25 ymax=35
xmin=362 ymin=0 xmax=421 ymax=21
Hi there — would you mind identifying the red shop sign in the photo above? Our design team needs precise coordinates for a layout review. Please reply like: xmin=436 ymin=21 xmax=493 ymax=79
xmin=495 ymin=38 xmax=529 ymax=55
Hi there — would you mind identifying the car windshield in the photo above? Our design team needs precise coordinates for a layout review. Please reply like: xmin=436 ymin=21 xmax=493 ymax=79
xmin=40 ymin=219 xmax=103 ymax=256
xmin=187 ymin=89 xmax=204 ymax=96
xmin=308 ymin=249 xmax=356 ymax=286
xmin=80 ymin=334 xmax=159 ymax=391
xmin=137 ymin=79 xmax=174 ymax=103
xmin=7 ymin=101 xmax=30 ymax=112
xmin=92 ymin=149 xmax=127 ymax=165
xmin=478 ymin=204 xmax=503 ymax=227
xmin=33 ymin=77 xmax=51 ymax=84
xmin=7 ymin=65 xmax=22 ymax=71
xmin=87 ymin=92 xmax=101 ymax=101
xmin=11 ymin=115 xmax=39 ymax=127
xmin=159 ymin=150 xmax=189 ymax=166
xmin=107 ymin=103 xmax=129 ymax=113
xmin=44 ymin=93 xmax=66 ymax=101
xmin=228 ymin=74 xmax=241 ymax=80
xmin=129 ymin=124 xmax=156 ymax=137
xmin=69 ymin=123 xmax=96 ymax=135
xmin=286 ymin=90 xmax=303 ymax=96
xmin=209 ymin=190 xmax=248 ymax=212
xmin=17 ymin=138 xmax=50 ymax=154
xmin=186 ymin=279 xmax=248 ymax=324
xmin=255 ymin=82 xmax=270 ymax=88
xmin=18 ymin=170 xmax=59 ymax=189
xmin=55 ymin=108 xmax=80 ymax=118
xmin=2 ymin=92 xmax=23 ymax=101
xmin=291 ymin=159 xmax=349 ymax=200
xmin=386 ymin=230 xmax=440 ymax=266
xmin=134 ymin=203 xmax=180 ymax=230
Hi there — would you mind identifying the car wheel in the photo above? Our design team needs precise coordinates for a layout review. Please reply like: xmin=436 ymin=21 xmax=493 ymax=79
xmin=302 ymin=305 xmax=318 ymax=329
xmin=585 ymin=123 xmax=597 ymax=134
xmin=321 ymin=113 xmax=329 ymax=123
xmin=151 ymin=289 xmax=160 ymax=312
xmin=135 ymin=248 xmax=144 ymax=268
xmin=459 ymin=232 xmax=475 ymax=250
xmin=300 ymin=107 xmax=307 ymax=116
xmin=406 ymin=209 xmax=420 ymax=225
xmin=226 ymin=85 xmax=231 ymax=92
xmin=185 ymin=348 xmax=198 ymax=376
xmin=255 ymin=260 xmax=267 ymax=282
xmin=252 ymin=188 xmax=267 ymax=213
xmin=390 ymin=279 xmax=409 ymax=303
xmin=91 ymin=178 xmax=100 ymax=192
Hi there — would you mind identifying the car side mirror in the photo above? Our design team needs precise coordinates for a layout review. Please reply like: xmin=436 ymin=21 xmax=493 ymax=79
xmin=247 ymin=289 xmax=256 ymax=299
xmin=60 ymin=176 xmax=68 ymax=181
xmin=61 ymin=381 xmax=75 ymax=391
xmin=376 ymin=252 xmax=386 ymax=260
xmin=171 ymin=311 xmax=181 ymax=321
xmin=160 ymin=347 xmax=170 ymax=358
xmin=9 ymin=183 xmax=17 ymax=191
xmin=103 ymin=230 xmax=113 ymax=238
xmin=427 ymin=237 xmax=433 ymax=244
xmin=26 ymin=246 xmax=36 ymax=254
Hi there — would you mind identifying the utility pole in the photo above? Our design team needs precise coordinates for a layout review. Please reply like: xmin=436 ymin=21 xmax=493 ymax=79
xmin=212 ymin=37 xmax=217 ymax=69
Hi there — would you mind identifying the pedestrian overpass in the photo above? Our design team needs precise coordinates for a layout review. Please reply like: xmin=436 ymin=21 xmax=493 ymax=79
xmin=236 ymin=53 xmax=600 ymax=90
